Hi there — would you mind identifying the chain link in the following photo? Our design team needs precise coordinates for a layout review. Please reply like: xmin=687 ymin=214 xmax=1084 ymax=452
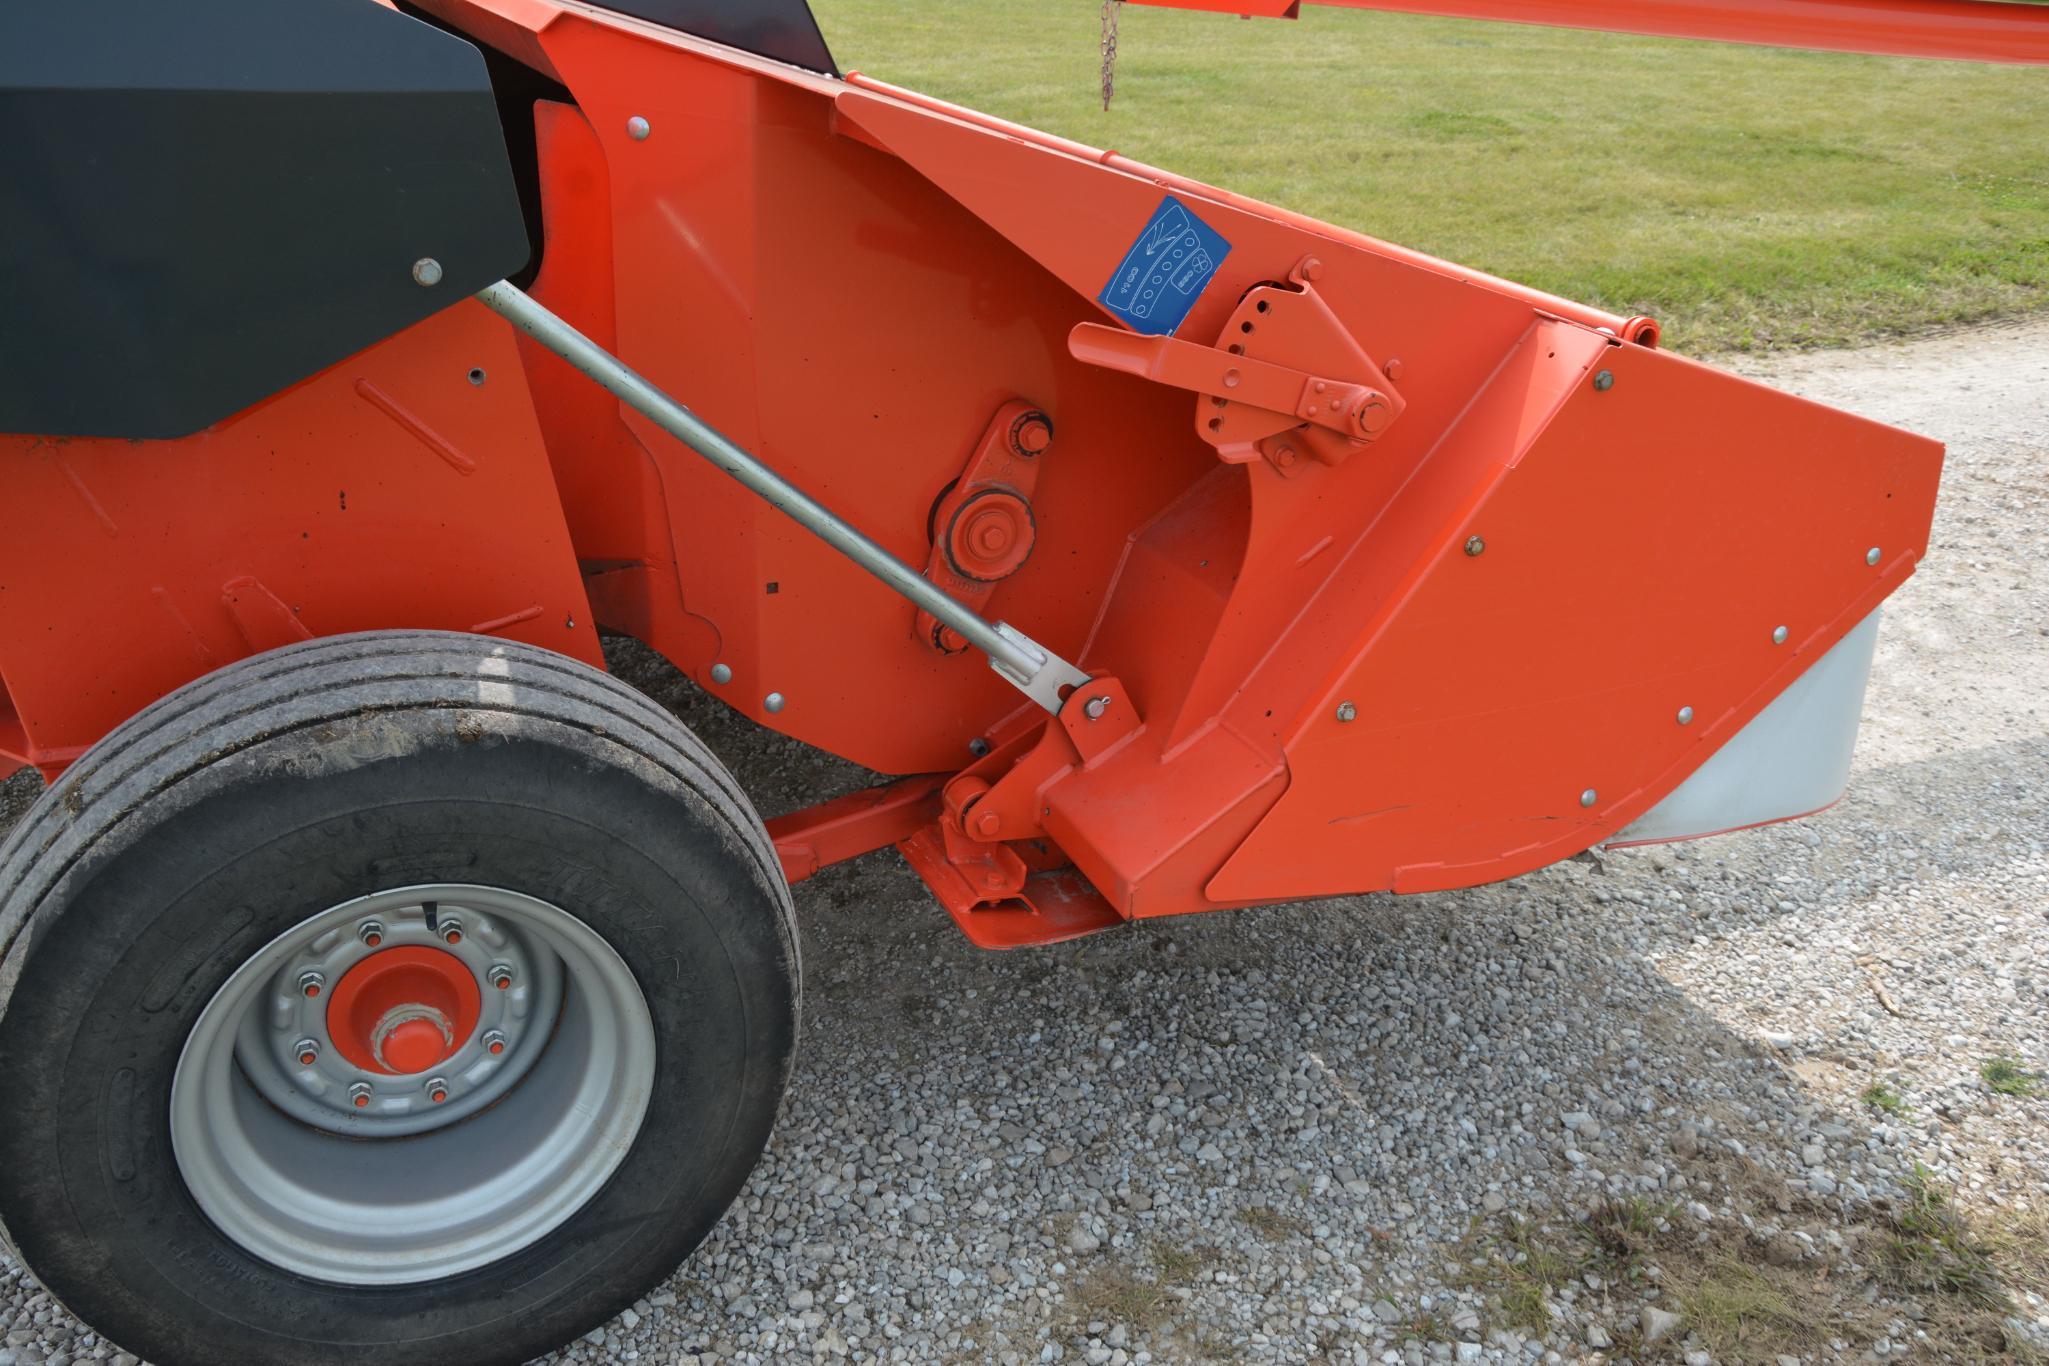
xmin=1100 ymin=0 xmax=1123 ymax=110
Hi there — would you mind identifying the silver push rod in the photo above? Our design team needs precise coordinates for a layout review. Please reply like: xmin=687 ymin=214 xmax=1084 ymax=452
xmin=476 ymin=281 xmax=1089 ymax=714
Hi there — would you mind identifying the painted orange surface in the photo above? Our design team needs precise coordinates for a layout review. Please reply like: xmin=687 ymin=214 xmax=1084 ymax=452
xmin=0 ymin=0 xmax=1953 ymax=943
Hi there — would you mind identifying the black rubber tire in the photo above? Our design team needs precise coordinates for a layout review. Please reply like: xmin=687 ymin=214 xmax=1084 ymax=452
xmin=0 ymin=631 xmax=799 ymax=1366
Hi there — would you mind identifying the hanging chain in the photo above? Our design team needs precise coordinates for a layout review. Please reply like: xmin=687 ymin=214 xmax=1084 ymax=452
xmin=1100 ymin=0 xmax=1123 ymax=110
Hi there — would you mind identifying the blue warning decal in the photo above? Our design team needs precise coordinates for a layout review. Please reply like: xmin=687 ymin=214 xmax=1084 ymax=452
xmin=1096 ymin=195 xmax=1232 ymax=337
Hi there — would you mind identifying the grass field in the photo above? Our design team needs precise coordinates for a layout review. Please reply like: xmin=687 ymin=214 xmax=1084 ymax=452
xmin=809 ymin=0 xmax=2049 ymax=353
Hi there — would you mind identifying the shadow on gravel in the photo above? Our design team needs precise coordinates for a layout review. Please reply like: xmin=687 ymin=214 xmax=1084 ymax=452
xmin=579 ymin=640 xmax=2047 ymax=1364
xmin=0 ymin=640 xmax=2039 ymax=1364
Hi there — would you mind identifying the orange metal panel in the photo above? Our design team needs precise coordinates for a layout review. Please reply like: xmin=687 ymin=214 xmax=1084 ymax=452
xmin=1207 ymin=325 xmax=1940 ymax=901
xmin=0 ymin=301 xmax=599 ymax=774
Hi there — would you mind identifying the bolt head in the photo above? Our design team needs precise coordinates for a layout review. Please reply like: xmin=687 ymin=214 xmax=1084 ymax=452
xmin=411 ymin=257 xmax=443 ymax=287
xmin=764 ymin=691 xmax=787 ymax=714
xmin=1580 ymin=788 xmax=1598 ymax=808
xmin=967 ymin=737 xmax=991 ymax=758
xmin=626 ymin=115 xmax=651 ymax=140
xmin=1772 ymin=625 xmax=1789 ymax=645
xmin=1083 ymin=694 xmax=1111 ymax=720
xmin=1464 ymin=535 xmax=1486 ymax=557
xmin=709 ymin=662 xmax=733 ymax=685
xmin=1335 ymin=701 xmax=1357 ymax=723
xmin=1676 ymin=705 xmax=1695 ymax=726
xmin=1592 ymin=370 xmax=1614 ymax=392
xmin=1866 ymin=546 xmax=1882 ymax=566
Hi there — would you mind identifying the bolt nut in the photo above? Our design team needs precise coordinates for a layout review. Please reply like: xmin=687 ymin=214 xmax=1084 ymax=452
xmin=348 ymin=1082 xmax=374 ymax=1109
xmin=627 ymin=115 xmax=651 ymax=140
xmin=1083 ymin=694 xmax=1111 ymax=721
xmin=1676 ymin=705 xmax=1695 ymax=726
xmin=426 ymin=1077 xmax=450 ymax=1104
xmin=972 ymin=810 xmax=1002 ymax=839
xmin=411 ymin=257 xmax=443 ymax=287
xmin=488 ymin=964 xmax=514 ymax=991
xmin=1579 ymin=788 xmax=1598 ymax=808
xmin=439 ymin=917 xmax=464 ymax=945
xmin=1464 ymin=535 xmax=1486 ymax=557
xmin=1866 ymin=546 xmax=1882 ymax=566
xmin=1772 ymin=625 xmax=1789 ymax=645
xmin=298 ymin=970 xmax=325 ymax=999
xmin=482 ymin=1030 xmax=508 ymax=1056
xmin=358 ymin=921 xmax=384 ymax=948
xmin=294 ymin=1039 xmax=321 ymax=1066
xmin=1335 ymin=701 xmax=1357 ymax=723
xmin=1592 ymin=369 xmax=1614 ymax=392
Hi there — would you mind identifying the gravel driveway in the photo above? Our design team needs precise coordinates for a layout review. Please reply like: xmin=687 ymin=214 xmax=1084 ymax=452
xmin=1 ymin=319 xmax=2043 ymax=1365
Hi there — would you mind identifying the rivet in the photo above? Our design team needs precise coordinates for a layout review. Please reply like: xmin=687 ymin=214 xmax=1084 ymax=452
xmin=1592 ymin=370 xmax=1614 ymax=392
xmin=298 ymin=971 xmax=325 ymax=999
xmin=1579 ymin=788 xmax=1598 ymax=807
xmin=1865 ymin=546 xmax=1881 ymax=566
xmin=1335 ymin=701 xmax=1357 ymax=723
xmin=1772 ymin=625 xmax=1789 ymax=645
xmin=1083 ymin=695 xmax=1111 ymax=720
xmin=709 ymin=662 xmax=732 ymax=685
xmin=294 ymin=1038 xmax=320 ymax=1066
xmin=1676 ymin=705 xmax=1694 ymax=725
xmin=1464 ymin=535 xmax=1486 ymax=557
xmin=764 ymin=691 xmax=787 ymax=714
xmin=348 ymin=1082 xmax=373 ymax=1109
xmin=627 ymin=115 xmax=651 ymax=140
xmin=411 ymin=257 xmax=443 ymax=287
xmin=467 ymin=367 xmax=487 ymax=387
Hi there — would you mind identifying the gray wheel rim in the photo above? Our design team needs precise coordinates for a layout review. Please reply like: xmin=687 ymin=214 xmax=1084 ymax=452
xmin=170 ymin=883 xmax=656 ymax=1286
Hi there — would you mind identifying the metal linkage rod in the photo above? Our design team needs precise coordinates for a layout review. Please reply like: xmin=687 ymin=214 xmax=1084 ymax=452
xmin=476 ymin=281 xmax=1090 ymax=714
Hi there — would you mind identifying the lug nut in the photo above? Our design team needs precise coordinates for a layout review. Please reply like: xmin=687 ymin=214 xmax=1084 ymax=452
xmin=426 ymin=1077 xmax=450 ymax=1104
xmin=358 ymin=921 xmax=384 ymax=948
xmin=348 ymin=1082 xmax=373 ymax=1109
xmin=298 ymin=971 xmax=325 ymax=999
xmin=482 ymin=1030 xmax=508 ymax=1056
xmin=439 ymin=917 xmax=464 ymax=945
xmin=294 ymin=1039 xmax=320 ymax=1066
xmin=488 ymin=964 xmax=514 ymax=991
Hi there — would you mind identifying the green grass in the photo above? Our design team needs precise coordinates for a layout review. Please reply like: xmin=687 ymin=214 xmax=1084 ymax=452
xmin=1980 ymin=1055 xmax=2043 ymax=1097
xmin=810 ymin=0 xmax=2049 ymax=352
xmin=1863 ymin=1080 xmax=1910 ymax=1115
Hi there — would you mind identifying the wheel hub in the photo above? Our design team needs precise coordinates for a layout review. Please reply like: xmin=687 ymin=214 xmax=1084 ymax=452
xmin=171 ymin=883 xmax=656 ymax=1284
xmin=325 ymin=945 xmax=480 ymax=1074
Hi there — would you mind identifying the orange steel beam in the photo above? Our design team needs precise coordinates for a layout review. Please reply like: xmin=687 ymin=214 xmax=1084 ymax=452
xmin=1127 ymin=0 xmax=2049 ymax=66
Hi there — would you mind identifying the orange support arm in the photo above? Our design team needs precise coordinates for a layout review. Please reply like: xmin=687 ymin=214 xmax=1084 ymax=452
xmin=1128 ymin=0 xmax=2049 ymax=66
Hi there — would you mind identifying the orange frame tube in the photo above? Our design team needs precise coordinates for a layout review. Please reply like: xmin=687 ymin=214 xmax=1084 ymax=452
xmin=1131 ymin=0 xmax=2049 ymax=65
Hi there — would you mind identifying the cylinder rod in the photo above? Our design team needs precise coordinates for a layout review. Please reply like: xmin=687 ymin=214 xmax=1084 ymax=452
xmin=475 ymin=281 xmax=1088 ymax=712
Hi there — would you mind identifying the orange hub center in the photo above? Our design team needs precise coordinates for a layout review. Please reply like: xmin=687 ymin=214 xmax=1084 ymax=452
xmin=325 ymin=945 xmax=482 ymax=1075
